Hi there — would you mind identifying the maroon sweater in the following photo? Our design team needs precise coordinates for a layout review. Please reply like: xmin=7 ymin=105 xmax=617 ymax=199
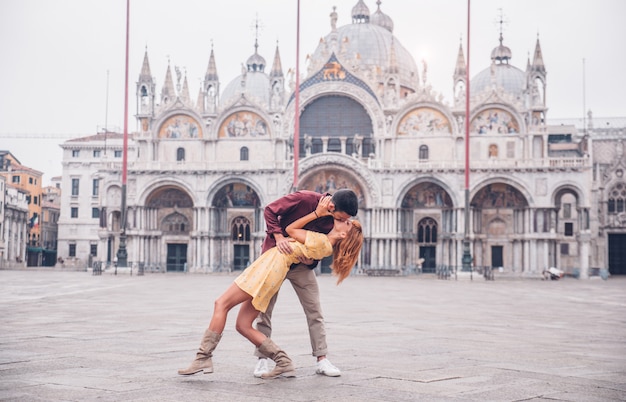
xmin=262 ymin=190 xmax=334 ymax=254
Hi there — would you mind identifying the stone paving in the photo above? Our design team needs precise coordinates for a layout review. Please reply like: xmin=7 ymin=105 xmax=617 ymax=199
xmin=0 ymin=269 xmax=625 ymax=401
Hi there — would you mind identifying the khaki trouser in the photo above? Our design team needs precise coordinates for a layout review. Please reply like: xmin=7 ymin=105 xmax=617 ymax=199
xmin=254 ymin=264 xmax=327 ymax=357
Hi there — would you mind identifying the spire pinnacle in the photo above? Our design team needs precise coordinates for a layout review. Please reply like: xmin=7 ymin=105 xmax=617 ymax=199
xmin=205 ymin=42 xmax=219 ymax=82
xmin=161 ymin=59 xmax=176 ymax=104
xmin=454 ymin=38 xmax=466 ymax=78
xmin=140 ymin=46 xmax=152 ymax=79
xmin=270 ymin=40 xmax=284 ymax=78
xmin=531 ymin=34 xmax=546 ymax=74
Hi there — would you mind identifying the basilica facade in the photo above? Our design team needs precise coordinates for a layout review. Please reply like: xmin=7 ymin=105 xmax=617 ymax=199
xmin=57 ymin=0 xmax=626 ymax=276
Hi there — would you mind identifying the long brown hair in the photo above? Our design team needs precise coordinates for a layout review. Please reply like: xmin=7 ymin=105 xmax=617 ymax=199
xmin=330 ymin=220 xmax=363 ymax=284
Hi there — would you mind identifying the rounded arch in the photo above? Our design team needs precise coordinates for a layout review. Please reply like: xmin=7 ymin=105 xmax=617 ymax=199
xmin=285 ymin=82 xmax=386 ymax=140
xmin=469 ymin=104 xmax=525 ymax=135
xmin=396 ymin=177 xmax=459 ymax=209
xmin=156 ymin=112 xmax=203 ymax=139
xmin=161 ymin=212 xmax=191 ymax=234
xmin=145 ymin=186 xmax=194 ymax=209
xmin=395 ymin=104 xmax=455 ymax=136
xmin=470 ymin=177 xmax=533 ymax=208
xmin=206 ymin=176 xmax=265 ymax=209
xmin=471 ymin=182 xmax=529 ymax=209
xmin=217 ymin=110 xmax=270 ymax=139
xmin=552 ymin=183 xmax=586 ymax=207
xmin=486 ymin=216 xmax=508 ymax=235
xmin=137 ymin=178 xmax=198 ymax=206
xmin=212 ymin=183 xmax=261 ymax=208
xmin=299 ymin=94 xmax=374 ymax=157
xmin=298 ymin=166 xmax=367 ymax=209
xmin=299 ymin=153 xmax=379 ymax=207
xmin=399 ymin=181 xmax=454 ymax=209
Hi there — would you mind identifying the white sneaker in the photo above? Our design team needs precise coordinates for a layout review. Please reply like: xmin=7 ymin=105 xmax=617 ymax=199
xmin=253 ymin=358 xmax=270 ymax=378
xmin=316 ymin=358 xmax=341 ymax=377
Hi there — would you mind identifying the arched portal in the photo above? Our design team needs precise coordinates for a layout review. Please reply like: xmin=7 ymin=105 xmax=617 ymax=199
xmin=400 ymin=182 xmax=453 ymax=273
xmin=299 ymin=167 xmax=367 ymax=273
xmin=471 ymin=183 xmax=529 ymax=271
xmin=211 ymin=182 xmax=261 ymax=272
xmin=300 ymin=95 xmax=374 ymax=158
xmin=145 ymin=186 xmax=194 ymax=272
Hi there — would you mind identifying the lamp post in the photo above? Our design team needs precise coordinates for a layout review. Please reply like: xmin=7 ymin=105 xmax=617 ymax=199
xmin=116 ymin=0 xmax=130 ymax=267
xmin=461 ymin=0 xmax=473 ymax=278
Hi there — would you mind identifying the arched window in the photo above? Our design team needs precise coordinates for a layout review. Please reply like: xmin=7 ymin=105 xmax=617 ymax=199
xmin=177 ymin=147 xmax=185 ymax=161
xmin=240 ymin=147 xmax=249 ymax=161
xmin=299 ymin=95 xmax=373 ymax=157
xmin=419 ymin=145 xmax=429 ymax=160
xmin=417 ymin=218 xmax=437 ymax=244
xmin=162 ymin=213 xmax=190 ymax=233
xmin=140 ymin=86 xmax=149 ymax=106
xmin=231 ymin=216 xmax=251 ymax=241
xmin=608 ymin=182 xmax=626 ymax=213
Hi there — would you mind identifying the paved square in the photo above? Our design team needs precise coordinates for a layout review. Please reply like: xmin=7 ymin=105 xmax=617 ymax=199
xmin=1 ymin=270 xmax=625 ymax=401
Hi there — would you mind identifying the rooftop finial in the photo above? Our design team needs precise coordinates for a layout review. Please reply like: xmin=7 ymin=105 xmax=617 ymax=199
xmin=495 ymin=8 xmax=509 ymax=46
xmin=251 ymin=13 xmax=264 ymax=54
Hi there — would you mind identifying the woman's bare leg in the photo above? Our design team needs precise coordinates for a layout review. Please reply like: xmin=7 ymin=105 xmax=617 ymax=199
xmin=209 ymin=283 xmax=252 ymax=334
xmin=236 ymin=300 xmax=267 ymax=346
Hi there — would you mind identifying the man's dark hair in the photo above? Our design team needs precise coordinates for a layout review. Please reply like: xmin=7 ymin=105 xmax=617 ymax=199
xmin=331 ymin=189 xmax=358 ymax=217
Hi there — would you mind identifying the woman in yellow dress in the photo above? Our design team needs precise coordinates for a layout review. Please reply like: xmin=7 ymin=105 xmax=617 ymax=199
xmin=178 ymin=196 xmax=363 ymax=379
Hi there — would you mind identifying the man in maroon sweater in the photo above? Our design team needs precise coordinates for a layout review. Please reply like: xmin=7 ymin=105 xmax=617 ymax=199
xmin=253 ymin=189 xmax=359 ymax=377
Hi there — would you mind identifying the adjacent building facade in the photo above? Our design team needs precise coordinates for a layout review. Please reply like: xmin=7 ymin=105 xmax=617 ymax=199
xmin=57 ymin=1 xmax=626 ymax=276
xmin=0 ymin=174 xmax=29 ymax=268
xmin=0 ymin=151 xmax=44 ymax=267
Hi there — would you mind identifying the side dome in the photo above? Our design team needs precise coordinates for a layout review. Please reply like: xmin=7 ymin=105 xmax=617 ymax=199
xmin=221 ymin=72 xmax=270 ymax=107
xmin=220 ymin=41 xmax=270 ymax=106
xmin=351 ymin=0 xmax=370 ymax=22
xmin=470 ymin=34 xmax=525 ymax=98
xmin=370 ymin=0 xmax=394 ymax=33
xmin=471 ymin=63 xmax=526 ymax=98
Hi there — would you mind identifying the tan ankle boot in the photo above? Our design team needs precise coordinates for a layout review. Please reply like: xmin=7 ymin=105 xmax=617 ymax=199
xmin=258 ymin=338 xmax=296 ymax=379
xmin=177 ymin=329 xmax=222 ymax=375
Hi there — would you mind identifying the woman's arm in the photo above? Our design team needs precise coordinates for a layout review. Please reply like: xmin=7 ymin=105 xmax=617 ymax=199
xmin=286 ymin=195 xmax=332 ymax=243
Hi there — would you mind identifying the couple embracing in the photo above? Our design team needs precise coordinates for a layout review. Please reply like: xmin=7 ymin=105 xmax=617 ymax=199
xmin=178 ymin=189 xmax=362 ymax=378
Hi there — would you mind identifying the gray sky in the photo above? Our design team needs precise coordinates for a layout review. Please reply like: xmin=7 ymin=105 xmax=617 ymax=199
xmin=1 ymin=0 xmax=624 ymax=184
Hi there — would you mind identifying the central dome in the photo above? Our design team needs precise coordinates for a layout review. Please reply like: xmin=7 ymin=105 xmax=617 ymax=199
xmin=310 ymin=2 xmax=419 ymax=92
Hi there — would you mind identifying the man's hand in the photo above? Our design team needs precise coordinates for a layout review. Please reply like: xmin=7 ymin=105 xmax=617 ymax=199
xmin=276 ymin=235 xmax=313 ymax=264
xmin=315 ymin=195 xmax=333 ymax=218
xmin=274 ymin=234 xmax=293 ymax=255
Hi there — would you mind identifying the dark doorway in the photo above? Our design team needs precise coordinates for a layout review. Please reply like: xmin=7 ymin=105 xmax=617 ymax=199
xmin=420 ymin=246 xmax=436 ymax=273
xmin=107 ymin=236 xmax=112 ymax=264
xmin=167 ymin=243 xmax=187 ymax=272
xmin=608 ymin=234 xmax=626 ymax=275
xmin=233 ymin=244 xmax=250 ymax=271
xmin=492 ymin=246 xmax=503 ymax=268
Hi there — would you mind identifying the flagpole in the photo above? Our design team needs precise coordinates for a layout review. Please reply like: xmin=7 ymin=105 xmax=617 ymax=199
xmin=116 ymin=0 xmax=130 ymax=268
xmin=292 ymin=0 xmax=301 ymax=191
xmin=461 ymin=0 xmax=472 ymax=278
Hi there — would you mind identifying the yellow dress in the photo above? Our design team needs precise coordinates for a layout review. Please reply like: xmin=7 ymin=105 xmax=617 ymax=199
xmin=234 ymin=231 xmax=332 ymax=312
